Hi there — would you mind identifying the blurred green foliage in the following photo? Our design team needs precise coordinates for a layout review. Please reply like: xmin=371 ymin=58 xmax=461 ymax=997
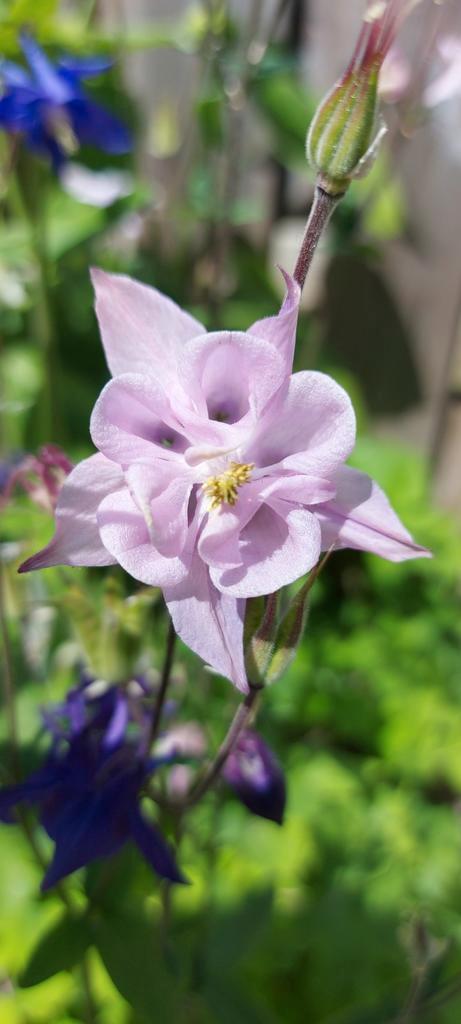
xmin=1 ymin=1 xmax=461 ymax=1023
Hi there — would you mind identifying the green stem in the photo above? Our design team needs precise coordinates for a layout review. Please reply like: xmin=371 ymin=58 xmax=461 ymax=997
xmin=81 ymin=954 xmax=97 ymax=1024
xmin=0 ymin=562 xmax=21 ymax=780
xmin=149 ymin=616 xmax=177 ymax=746
xmin=15 ymin=163 xmax=61 ymax=441
xmin=182 ymin=683 xmax=262 ymax=809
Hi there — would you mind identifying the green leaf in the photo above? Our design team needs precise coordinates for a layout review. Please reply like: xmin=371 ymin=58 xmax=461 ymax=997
xmin=19 ymin=915 xmax=93 ymax=988
xmin=92 ymin=911 xmax=179 ymax=1020
xmin=265 ymin=566 xmax=322 ymax=684
xmin=9 ymin=0 xmax=58 ymax=27
xmin=245 ymin=593 xmax=278 ymax=685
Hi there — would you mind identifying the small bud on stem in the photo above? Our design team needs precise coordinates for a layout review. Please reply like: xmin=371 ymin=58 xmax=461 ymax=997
xmin=295 ymin=0 xmax=424 ymax=292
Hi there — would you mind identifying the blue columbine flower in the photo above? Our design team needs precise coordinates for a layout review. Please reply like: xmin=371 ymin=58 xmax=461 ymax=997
xmin=222 ymin=730 xmax=286 ymax=825
xmin=0 ymin=675 xmax=186 ymax=890
xmin=0 ymin=33 xmax=131 ymax=171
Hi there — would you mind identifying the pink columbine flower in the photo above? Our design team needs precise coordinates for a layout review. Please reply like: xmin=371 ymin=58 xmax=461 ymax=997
xmin=1 ymin=445 xmax=72 ymax=514
xmin=19 ymin=270 xmax=429 ymax=690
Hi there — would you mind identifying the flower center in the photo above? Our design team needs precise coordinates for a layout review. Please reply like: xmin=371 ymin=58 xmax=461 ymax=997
xmin=203 ymin=461 xmax=254 ymax=510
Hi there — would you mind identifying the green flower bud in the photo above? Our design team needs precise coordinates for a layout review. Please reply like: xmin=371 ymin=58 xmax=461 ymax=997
xmin=307 ymin=58 xmax=381 ymax=196
xmin=306 ymin=1 xmax=423 ymax=194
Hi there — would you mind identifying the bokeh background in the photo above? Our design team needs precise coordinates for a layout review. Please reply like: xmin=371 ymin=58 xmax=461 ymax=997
xmin=1 ymin=1 xmax=461 ymax=1022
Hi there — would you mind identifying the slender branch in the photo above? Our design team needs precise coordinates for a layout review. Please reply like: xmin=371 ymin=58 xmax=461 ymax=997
xmin=183 ymin=683 xmax=262 ymax=809
xmin=429 ymin=271 xmax=461 ymax=472
xmin=0 ymin=562 xmax=21 ymax=780
xmin=81 ymin=955 xmax=97 ymax=1024
xmin=15 ymin=163 xmax=60 ymax=440
xmin=293 ymin=185 xmax=341 ymax=291
xmin=149 ymin=617 xmax=177 ymax=745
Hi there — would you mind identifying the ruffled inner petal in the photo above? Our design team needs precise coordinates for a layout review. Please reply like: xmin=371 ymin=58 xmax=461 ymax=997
xmin=210 ymin=503 xmax=321 ymax=598
xmin=90 ymin=373 xmax=189 ymax=466
xmin=97 ymin=486 xmax=193 ymax=587
xmin=245 ymin=370 xmax=356 ymax=476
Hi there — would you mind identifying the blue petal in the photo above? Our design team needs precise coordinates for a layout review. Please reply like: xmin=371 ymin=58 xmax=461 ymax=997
xmin=129 ymin=808 xmax=187 ymax=884
xmin=67 ymin=98 xmax=131 ymax=154
xmin=0 ymin=60 xmax=33 ymax=89
xmin=20 ymin=33 xmax=73 ymax=104
xmin=25 ymin=120 xmax=67 ymax=172
xmin=0 ymin=93 xmax=34 ymax=129
xmin=0 ymin=756 xmax=63 ymax=823
xmin=103 ymin=693 xmax=129 ymax=750
xmin=58 ymin=55 xmax=113 ymax=78
xmin=41 ymin=789 xmax=127 ymax=890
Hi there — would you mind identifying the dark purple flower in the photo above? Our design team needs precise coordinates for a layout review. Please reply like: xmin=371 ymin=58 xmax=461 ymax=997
xmin=0 ymin=677 xmax=185 ymax=890
xmin=0 ymin=34 xmax=131 ymax=171
xmin=223 ymin=730 xmax=286 ymax=825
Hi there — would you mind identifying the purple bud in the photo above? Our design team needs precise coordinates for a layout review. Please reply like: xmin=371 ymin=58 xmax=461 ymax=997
xmin=223 ymin=730 xmax=286 ymax=825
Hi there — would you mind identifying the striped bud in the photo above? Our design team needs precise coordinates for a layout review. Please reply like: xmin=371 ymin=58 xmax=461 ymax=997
xmin=307 ymin=0 xmax=423 ymax=195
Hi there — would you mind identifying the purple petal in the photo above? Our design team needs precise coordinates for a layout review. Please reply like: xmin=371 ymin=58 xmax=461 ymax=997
xmin=126 ymin=463 xmax=193 ymax=558
xmin=19 ymin=453 xmax=122 ymax=573
xmin=180 ymin=330 xmax=286 ymax=425
xmin=90 ymin=373 xmax=189 ymax=465
xmin=68 ymin=98 xmax=131 ymax=154
xmin=223 ymin=730 xmax=286 ymax=824
xmin=248 ymin=269 xmax=300 ymax=378
xmin=41 ymin=791 xmax=127 ymax=890
xmin=317 ymin=465 xmax=431 ymax=562
xmin=129 ymin=809 xmax=187 ymax=883
xmin=103 ymin=693 xmax=129 ymax=750
xmin=97 ymin=485 xmax=192 ymax=587
xmin=58 ymin=55 xmax=113 ymax=78
xmin=210 ymin=504 xmax=321 ymax=599
xmin=20 ymin=33 xmax=72 ymax=103
xmin=165 ymin=553 xmax=248 ymax=692
xmin=90 ymin=269 xmax=204 ymax=381
xmin=245 ymin=371 xmax=356 ymax=477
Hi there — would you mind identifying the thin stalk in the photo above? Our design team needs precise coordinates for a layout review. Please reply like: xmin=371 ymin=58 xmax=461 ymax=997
xmin=81 ymin=954 xmax=97 ymax=1024
xmin=15 ymin=165 xmax=60 ymax=440
xmin=429 ymin=273 xmax=461 ymax=472
xmin=0 ymin=562 xmax=21 ymax=780
xmin=149 ymin=617 xmax=177 ymax=745
xmin=183 ymin=684 xmax=262 ymax=808
xmin=293 ymin=186 xmax=341 ymax=291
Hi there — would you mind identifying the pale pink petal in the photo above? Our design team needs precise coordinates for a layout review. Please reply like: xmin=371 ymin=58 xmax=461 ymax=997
xmin=259 ymin=473 xmax=337 ymax=505
xmin=164 ymin=553 xmax=248 ymax=691
xmin=125 ymin=463 xmax=193 ymax=558
xmin=199 ymin=475 xmax=334 ymax=572
xmin=424 ymin=36 xmax=461 ymax=109
xmin=245 ymin=371 xmax=356 ymax=476
xmin=210 ymin=504 xmax=321 ymax=598
xmin=90 ymin=374 xmax=188 ymax=466
xmin=317 ymin=466 xmax=431 ymax=562
xmin=91 ymin=269 xmax=204 ymax=381
xmin=199 ymin=483 xmax=263 ymax=570
xmin=180 ymin=331 xmax=285 ymax=424
xmin=97 ymin=486 xmax=192 ymax=586
xmin=19 ymin=454 xmax=121 ymax=572
xmin=248 ymin=269 xmax=301 ymax=375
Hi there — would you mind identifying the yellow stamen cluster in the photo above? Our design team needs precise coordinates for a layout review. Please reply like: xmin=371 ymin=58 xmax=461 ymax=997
xmin=203 ymin=461 xmax=254 ymax=510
